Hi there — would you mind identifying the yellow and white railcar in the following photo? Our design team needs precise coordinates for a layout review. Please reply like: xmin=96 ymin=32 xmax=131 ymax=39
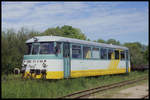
xmin=21 ymin=36 xmax=130 ymax=79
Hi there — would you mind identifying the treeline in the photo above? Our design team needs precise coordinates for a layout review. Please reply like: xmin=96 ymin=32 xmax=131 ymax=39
xmin=2 ymin=25 xmax=149 ymax=74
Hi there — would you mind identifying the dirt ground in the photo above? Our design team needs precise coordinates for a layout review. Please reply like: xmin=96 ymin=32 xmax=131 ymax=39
xmin=110 ymin=82 xmax=149 ymax=98
xmin=88 ymin=81 xmax=149 ymax=98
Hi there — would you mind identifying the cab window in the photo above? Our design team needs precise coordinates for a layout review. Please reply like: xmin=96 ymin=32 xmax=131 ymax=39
xmin=108 ymin=49 xmax=113 ymax=60
xmin=120 ymin=51 xmax=125 ymax=60
xmin=40 ymin=42 xmax=54 ymax=54
xmin=32 ymin=44 xmax=39 ymax=55
xmin=26 ymin=43 xmax=32 ymax=55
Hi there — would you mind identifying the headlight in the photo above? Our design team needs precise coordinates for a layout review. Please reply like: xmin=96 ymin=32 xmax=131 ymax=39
xmin=42 ymin=63 xmax=47 ymax=68
xmin=22 ymin=64 xmax=24 ymax=67
xmin=21 ymin=66 xmax=26 ymax=73
xmin=22 ymin=64 xmax=27 ymax=67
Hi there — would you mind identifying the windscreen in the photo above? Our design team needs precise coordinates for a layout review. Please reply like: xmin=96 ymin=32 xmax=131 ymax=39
xmin=40 ymin=42 xmax=54 ymax=54
xmin=32 ymin=44 xmax=40 ymax=55
xmin=25 ymin=42 xmax=55 ymax=55
xmin=26 ymin=43 xmax=32 ymax=55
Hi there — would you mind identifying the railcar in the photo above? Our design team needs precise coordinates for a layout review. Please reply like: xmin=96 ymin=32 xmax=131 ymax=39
xmin=21 ymin=36 xmax=130 ymax=79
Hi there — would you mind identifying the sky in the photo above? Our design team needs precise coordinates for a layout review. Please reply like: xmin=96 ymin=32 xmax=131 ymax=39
xmin=2 ymin=1 xmax=149 ymax=45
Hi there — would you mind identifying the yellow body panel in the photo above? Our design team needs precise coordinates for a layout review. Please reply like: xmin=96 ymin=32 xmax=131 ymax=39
xmin=23 ymin=67 xmax=128 ymax=79
xmin=71 ymin=68 xmax=126 ymax=78
xmin=46 ymin=71 xmax=63 ymax=79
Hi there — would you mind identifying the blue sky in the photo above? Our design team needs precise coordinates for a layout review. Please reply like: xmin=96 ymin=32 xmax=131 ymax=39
xmin=2 ymin=1 xmax=148 ymax=45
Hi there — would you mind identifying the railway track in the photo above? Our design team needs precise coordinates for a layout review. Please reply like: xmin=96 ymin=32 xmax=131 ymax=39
xmin=60 ymin=76 xmax=148 ymax=98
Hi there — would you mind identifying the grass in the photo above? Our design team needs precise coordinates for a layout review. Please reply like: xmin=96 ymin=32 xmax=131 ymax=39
xmin=1 ymin=70 xmax=149 ymax=98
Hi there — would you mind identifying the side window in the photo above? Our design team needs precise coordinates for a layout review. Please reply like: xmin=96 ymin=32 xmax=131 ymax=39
xmin=72 ymin=45 xmax=81 ymax=59
xmin=55 ymin=42 xmax=61 ymax=55
xmin=101 ymin=48 xmax=107 ymax=59
xmin=108 ymin=49 xmax=113 ymax=60
xmin=115 ymin=50 xmax=119 ymax=60
xmin=92 ymin=47 xmax=100 ymax=59
xmin=120 ymin=51 xmax=125 ymax=60
xmin=83 ymin=46 xmax=91 ymax=59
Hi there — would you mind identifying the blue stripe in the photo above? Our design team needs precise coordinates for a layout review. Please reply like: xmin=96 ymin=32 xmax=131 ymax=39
xmin=24 ymin=55 xmax=63 ymax=60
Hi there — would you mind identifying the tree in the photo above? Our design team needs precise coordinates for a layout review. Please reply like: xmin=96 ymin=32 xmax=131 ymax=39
xmin=107 ymin=39 xmax=120 ymax=45
xmin=2 ymin=27 xmax=40 ymax=74
xmin=123 ymin=42 xmax=148 ymax=67
xmin=42 ymin=27 xmax=62 ymax=36
xmin=87 ymin=38 xmax=91 ymax=41
xmin=143 ymin=46 xmax=149 ymax=64
xmin=42 ymin=25 xmax=87 ymax=40
xmin=97 ymin=38 xmax=106 ymax=43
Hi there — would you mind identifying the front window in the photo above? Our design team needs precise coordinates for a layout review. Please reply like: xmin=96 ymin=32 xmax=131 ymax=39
xmin=26 ymin=43 xmax=32 ymax=55
xmin=115 ymin=50 xmax=119 ymax=60
xmin=40 ymin=42 xmax=54 ymax=54
xmin=120 ymin=51 xmax=125 ymax=60
xmin=32 ymin=44 xmax=39 ymax=55
xmin=25 ymin=42 xmax=56 ymax=55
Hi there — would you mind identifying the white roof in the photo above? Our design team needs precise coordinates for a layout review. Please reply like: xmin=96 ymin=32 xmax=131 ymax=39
xmin=26 ymin=36 xmax=128 ymax=50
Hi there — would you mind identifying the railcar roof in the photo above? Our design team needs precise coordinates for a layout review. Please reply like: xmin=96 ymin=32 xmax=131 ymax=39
xmin=26 ymin=36 xmax=128 ymax=50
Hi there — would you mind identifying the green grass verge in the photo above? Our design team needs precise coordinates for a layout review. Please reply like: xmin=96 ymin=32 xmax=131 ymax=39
xmin=1 ymin=70 xmax=149 ymax=98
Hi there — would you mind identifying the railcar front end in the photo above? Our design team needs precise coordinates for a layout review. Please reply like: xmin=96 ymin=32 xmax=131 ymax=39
xmin=21 ymin=40 xmax=64 ymax=79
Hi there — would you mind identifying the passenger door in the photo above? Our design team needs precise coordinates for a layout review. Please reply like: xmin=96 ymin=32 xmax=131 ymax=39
xmin=125 ymin=50 xmax=129 ymax=73
xmin=63 ymin=42 xmax=71 ymax=78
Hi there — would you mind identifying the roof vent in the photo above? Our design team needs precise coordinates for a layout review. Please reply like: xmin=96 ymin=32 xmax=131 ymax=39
xmin=33 ymin=37 xmax=38 ymax=42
